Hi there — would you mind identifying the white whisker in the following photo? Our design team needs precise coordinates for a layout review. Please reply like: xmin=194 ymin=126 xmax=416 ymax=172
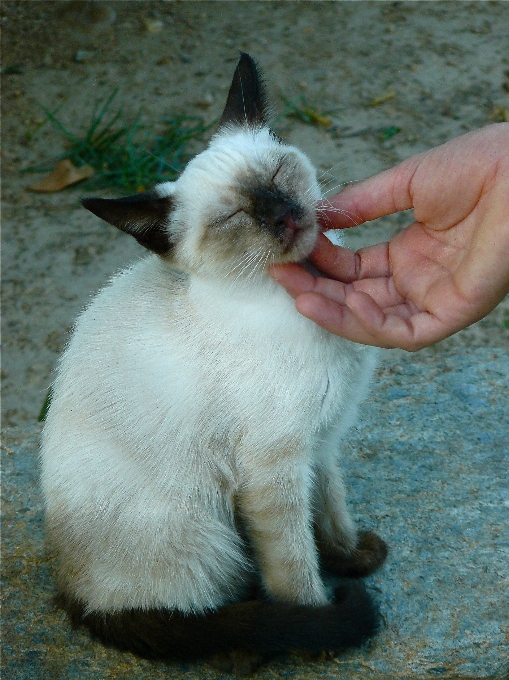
xmin=315 ymin=161 xmax=348 ymax=181
xmin=228 ymin=245 xmax=269 ymax=284
xmin=321 ymin=181 xmax=351 ymax=198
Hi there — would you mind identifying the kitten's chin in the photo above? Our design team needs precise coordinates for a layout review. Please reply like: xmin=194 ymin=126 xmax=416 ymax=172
xmin=276 ymin=225 xmax=319 ymax=265
xmin=280 ymin=223 xmax=303 ymax=253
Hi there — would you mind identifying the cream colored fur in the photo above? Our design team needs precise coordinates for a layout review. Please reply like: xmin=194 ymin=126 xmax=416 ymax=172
xmin=40 ymin=127 xmax=377 ymax=615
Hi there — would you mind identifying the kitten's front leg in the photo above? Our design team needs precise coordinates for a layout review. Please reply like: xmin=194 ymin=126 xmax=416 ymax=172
xmin=238 ymin=448 xmax=328 ymax=606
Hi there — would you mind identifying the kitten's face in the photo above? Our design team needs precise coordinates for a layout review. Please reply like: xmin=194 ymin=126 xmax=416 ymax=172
xmin=81 ymin=54 xmax=322 ymax=282
xmin=167 ymin=128 xmax=321 ymax=279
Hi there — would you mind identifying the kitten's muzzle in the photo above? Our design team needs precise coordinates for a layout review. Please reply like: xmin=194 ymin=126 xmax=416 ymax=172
xmin=252 ymin=187 xmax=304 ymax=249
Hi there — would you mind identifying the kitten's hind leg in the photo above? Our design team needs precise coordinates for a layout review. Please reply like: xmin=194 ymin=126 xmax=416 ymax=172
xmin=313 ymin=456 xmax=388 ymax=578
xmin=320 ymin=529 xmax=388 ymax=578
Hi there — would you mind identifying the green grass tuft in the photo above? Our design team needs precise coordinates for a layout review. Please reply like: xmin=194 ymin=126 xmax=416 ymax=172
xmin=37 ymin=387 xmax=53 ymax=422
xmin=25 ymin=90 xmax=211 ymax=193
xmin=379 ymin=125 xmax=401 ymax=141
xmin=280 ymin=95 xmax=332 ymax=128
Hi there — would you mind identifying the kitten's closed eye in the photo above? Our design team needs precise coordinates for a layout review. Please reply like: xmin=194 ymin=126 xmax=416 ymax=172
xmin=271 ymin=162 xmax=284 ymax=184
xmin=225 ymin=209 xmax=244 ymax=222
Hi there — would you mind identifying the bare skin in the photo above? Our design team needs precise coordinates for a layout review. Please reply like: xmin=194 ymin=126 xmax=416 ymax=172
xmin=270 ymin=124 xmax=509 ymax=351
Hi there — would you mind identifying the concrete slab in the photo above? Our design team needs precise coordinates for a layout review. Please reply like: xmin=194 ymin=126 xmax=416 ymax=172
xmin=2 ymin=348 xmax=508 ymax=679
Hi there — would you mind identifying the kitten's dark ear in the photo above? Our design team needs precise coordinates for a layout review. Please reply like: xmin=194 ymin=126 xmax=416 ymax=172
xmin=81 ymin=191 xmax=174 ymax=255
xmin=218 ymin=53 xmax=269 ymax=130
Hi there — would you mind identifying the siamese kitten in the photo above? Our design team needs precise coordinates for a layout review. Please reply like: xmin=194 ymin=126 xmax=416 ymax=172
xmin=41 ymin=54 xmax=387 ymax=674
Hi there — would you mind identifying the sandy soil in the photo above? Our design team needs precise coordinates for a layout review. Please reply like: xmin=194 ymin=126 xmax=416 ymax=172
xmin=2 ymin=1 xmax=508 ymax=428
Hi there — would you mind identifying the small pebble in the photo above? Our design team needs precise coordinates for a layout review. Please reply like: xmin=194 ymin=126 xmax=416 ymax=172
xmin=195 ymin=93 xmax=214 ymax=108
xmin=143 ymin=18 xmax=163 ymax=33
xmin=74 ymin=50 xmax=95 ymax=63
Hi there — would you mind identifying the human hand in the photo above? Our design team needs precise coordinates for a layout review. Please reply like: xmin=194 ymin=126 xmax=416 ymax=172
xmin=271 ymin=124 xmax=509 ymax=351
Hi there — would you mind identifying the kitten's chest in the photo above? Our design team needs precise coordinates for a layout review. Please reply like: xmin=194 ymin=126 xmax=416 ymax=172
xmin=188 ymin=278 xmax=372 ymax=428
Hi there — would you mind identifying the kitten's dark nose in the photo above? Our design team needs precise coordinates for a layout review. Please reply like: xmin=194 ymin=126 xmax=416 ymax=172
xmin=252 ymin=187 xmax=302 ymax=242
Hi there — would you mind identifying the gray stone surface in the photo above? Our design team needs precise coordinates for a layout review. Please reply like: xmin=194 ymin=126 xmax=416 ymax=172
xmin=2 ymin=348 xmax=508 ymax=679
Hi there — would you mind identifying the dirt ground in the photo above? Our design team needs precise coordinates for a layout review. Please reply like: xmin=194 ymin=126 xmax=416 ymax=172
xmin=2 ymin=1 xmax=508 ymax=428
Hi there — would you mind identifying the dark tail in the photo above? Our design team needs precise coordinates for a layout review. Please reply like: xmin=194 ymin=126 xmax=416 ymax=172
xmin=62 ymin=581 xmax=379 ymax=662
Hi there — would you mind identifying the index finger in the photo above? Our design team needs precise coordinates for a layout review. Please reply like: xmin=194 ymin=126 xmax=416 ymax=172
xmin=318 ymin=154 xmax=421 ymax=230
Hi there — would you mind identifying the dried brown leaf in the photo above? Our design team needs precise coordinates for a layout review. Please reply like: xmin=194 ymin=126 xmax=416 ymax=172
xmin=490 ymin=104 xmax=509 ymax=123
xmin=369 ymin=89 xmax=397 ymax=107
xmin=27 ymin=159 xmax=95 ymax=192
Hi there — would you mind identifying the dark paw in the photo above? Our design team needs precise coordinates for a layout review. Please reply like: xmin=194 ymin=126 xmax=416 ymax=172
xmin=209 ymin=649 xmax=265 ymax=676
xmin=322 ymin=530 xmax=388 ymax=578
